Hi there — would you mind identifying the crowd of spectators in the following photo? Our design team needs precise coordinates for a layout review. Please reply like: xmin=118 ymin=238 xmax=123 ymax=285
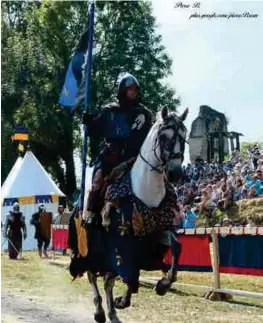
xmin=173 ymin=144 xmax=263 ymax=229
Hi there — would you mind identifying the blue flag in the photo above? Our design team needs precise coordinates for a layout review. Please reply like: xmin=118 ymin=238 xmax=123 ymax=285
xmin=59 ymin=28 xmax=90 ymax=109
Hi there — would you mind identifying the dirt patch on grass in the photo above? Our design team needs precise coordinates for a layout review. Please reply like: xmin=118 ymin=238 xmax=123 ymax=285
xmin=1 ymin=252 xmax=263 ymax=323
xmin=1 ymin=291 xmax=94 ymax=323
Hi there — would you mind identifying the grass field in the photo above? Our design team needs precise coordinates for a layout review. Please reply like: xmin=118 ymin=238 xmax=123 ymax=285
xmin=1 ymin=251 xmax=263 ymax=323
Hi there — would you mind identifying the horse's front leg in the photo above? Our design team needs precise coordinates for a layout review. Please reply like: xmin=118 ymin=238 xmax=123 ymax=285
xmin=87 ymin=271 xmax=106 ymax=323
xmin=155 ymin=232 xmax=182 ymax=296
xmin=104 ymin=274 xmax=121 ymax=323
xmin=168 ymin=232 xmax=181 ymax=282
xmin=114 ymin=284 xmax=133 ymax=310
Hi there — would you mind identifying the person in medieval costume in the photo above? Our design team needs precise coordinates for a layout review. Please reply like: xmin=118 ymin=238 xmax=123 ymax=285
xmin=3 ymin=202 xmax=27 ymax=260
xmin=82 ymin=73 xmax=153 ymax=221
xmin=30 ymin=204 xmax=50 ymax=258
xmin=53 ymin=205 xmax=66 ymax=225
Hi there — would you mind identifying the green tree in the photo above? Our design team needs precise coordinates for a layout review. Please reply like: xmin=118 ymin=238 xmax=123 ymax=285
xmin=1 ymin=1 xmax=180 ymax=198
xmin=1 ymin=1 xmax=83 ymax=195
xmin=241 ymin=142 xmax=263 ymax=159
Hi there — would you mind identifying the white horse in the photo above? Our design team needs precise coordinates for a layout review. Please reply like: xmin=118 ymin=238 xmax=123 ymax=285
xmin=69 ymin=106 xmax=188 ymax=323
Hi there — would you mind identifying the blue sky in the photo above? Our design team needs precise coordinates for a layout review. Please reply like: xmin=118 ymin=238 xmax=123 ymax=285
xmin=76 ymin=0 xmax=263 ymax=180
xmin=151 ymin=0 xmax=263 ymax=148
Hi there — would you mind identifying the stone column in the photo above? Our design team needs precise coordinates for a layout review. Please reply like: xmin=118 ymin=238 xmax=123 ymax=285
xmin=230 ymin=136 xmax=235 ymax=152
xmin=207 ymin=133 xmax=211 ymax=163
xmin=211 ymin=134 xmax=215 ymax=160
xmin=218 ymin=133 xmax=224 ymax=164
xmin=236 ymin=134 xmax=240 ymax=151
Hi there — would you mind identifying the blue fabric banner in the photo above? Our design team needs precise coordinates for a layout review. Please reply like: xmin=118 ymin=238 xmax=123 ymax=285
xmin=35 ymin=195 xmax=52 ymax=204
xmin=59 ymin=28 xmax=89 ymax=109
xmin=3 ymin=198 xmax=19 ymax=207
xmin=219 ymin=235 xmax=263 ymax=276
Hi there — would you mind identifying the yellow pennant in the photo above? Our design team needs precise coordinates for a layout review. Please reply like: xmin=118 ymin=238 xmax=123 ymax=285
xmin=18 ymin=143 xmax=24 ymax=152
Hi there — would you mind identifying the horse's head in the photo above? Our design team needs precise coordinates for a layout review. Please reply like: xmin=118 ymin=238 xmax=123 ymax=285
xmin=154 ymin=106 xmax=188 ymax=183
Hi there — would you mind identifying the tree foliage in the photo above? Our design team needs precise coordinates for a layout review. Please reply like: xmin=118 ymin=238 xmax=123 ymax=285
xmin=1 ymin=1 xmax=180 ymax=198
xmin=240 ymin=142 xmax=263 ymax=159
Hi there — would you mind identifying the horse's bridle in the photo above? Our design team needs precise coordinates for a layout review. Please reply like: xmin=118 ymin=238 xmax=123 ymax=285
xmin=139 ymin=118 xmax=187 ymax=174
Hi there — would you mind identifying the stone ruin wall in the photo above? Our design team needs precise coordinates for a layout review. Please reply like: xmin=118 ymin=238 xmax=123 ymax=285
xmin=189 ymin=105 xmax=229 ymax=163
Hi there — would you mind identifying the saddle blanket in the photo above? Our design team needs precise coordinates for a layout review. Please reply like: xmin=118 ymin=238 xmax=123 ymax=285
xmin=106 ymin=171 xmax=178 ymax=236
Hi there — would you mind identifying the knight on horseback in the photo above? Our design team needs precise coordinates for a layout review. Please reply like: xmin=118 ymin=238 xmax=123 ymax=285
xmin=82 ymin=73 xmax=153 ymax=222
xmin=69 ymin=72 xmax=188 ymax=323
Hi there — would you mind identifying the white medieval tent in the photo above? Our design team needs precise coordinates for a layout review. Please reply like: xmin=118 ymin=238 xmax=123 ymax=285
xmin=1 ymin=151 xmax=65 ymax=250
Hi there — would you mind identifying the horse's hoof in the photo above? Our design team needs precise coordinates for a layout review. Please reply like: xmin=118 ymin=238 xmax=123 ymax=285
xmin=114 ymin=296 xmax=131 ymax=309
xmin=94 ymin=312 xmax=106 ymax=323
xmin=109 ymin=315 xmax=122 ymax=323
xmin=154 ymin=278 xmax=171 ymax=296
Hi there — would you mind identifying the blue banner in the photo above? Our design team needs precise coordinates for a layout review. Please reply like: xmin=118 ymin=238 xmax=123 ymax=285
xmin=59 ymin=28 xmax=89 ymax=109
xmin=219 ymin=235 xmax=263 ymax=276
xmin=3 ymin=198 xmax=19 ymax=207
xmin=35 ymin=195 xmax=52 ymax=204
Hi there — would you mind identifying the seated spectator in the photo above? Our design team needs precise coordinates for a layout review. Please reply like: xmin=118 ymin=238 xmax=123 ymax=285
xmin=222 ymin=218 xmax=231 ymax=227
xmin=219 ymin=183 xmax=227 ymax=199
xmin=242 ymin=164 xmax=251 ymax=177
xmin=200 ymin=189 xmax=216 ymax=214
xmin=194 ymin=195 xmax=202 ymax=203
xmin=227 ymin=180 xmax=236 ymax=203
xmin=246 ymin=174 xmax=261 ymax=197
xmin=211 ymin=184 xmax=220 ymax=203
xmin=183 ymin=205 xmax=197 ymax=229
xmin=234 ymin=161 xmax=242 ymax=173
xmin=219 ymin=178 xmax=225 ymax=188
xmin=248 ymin=185 xmax=258 ymax=199
xmin=190 ymin=181 xmax=198 ymax=196
xmin=218 ymin=183 xmax=233 ymax=210
xmin=244 ymin=173 xmax=252 ymax=183
xmin=242 ymin=187 xmax=248 ymax=199
xmin=256 ymin=169 xmax=263 ymax=185
xmin=235 ymin=178 xmax=243 ymax=200
xmin=229 ymin=172 xmax=237 ymax=187
xmin=257 ymin=159 xmax=263 ymax=172
xmin=206 ymin=184 xmax=213 ymax=198
xmin=197 ymin=183 xmax=206 ymax=197
xmin=246 ymin=216 xmax=256 ymax=228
